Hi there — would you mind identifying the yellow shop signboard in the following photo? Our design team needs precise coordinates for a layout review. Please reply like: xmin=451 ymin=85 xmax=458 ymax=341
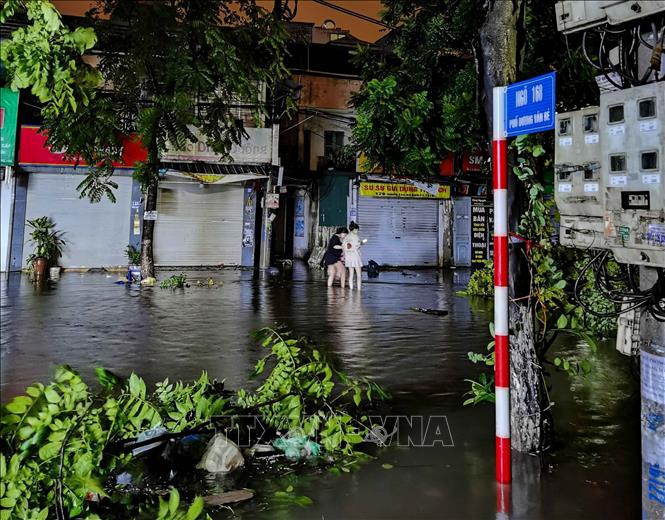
xmin=359 ymin=182 xmax=450 ymax=199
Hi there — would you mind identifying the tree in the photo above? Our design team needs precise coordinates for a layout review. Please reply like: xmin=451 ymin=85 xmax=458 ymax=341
xmin=1 ymin=0 xmax=100 ymax=114
xmin=351 ymin=0 xmax=486 ymax=178
xmin=353 ymin=0 xmax=599 ymax=454
xmin=2 ymin=0 xmax=290 ymax=278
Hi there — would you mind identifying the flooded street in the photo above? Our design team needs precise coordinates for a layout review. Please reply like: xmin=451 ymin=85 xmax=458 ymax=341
xmin=0 ymin=264 xmax=640 ymax=519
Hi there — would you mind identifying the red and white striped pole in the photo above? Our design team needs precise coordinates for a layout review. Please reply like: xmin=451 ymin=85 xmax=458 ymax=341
xmin=492 ymin=86 xmax=511 ymax=485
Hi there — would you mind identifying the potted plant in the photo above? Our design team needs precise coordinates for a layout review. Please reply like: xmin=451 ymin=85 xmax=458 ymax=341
xmin=125 ymin=245 xmax=141 ymax=282
xmin=25 ymin=217 xmax=66 ymax=279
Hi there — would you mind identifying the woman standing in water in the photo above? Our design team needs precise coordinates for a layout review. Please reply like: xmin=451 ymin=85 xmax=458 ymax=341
xmin=323 ymin=227 xmax=348 ymax=287
xmin=343 ymin=221 xmax=366 ymax=290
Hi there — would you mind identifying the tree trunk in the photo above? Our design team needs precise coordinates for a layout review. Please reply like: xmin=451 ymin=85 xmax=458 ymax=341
xmin=509 ymin=303 xmax=542 ymax=452
xmin=440 ymin=199 xmax=453 ymax=267
xmin=480 ymin=0 xmax=543 ymax=453
xmin=140 ymin=141 xmax=159 ymax=279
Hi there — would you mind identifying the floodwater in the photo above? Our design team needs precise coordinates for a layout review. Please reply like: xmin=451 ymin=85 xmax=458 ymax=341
xmin=0 ymin=264 xmax=640 ymax=519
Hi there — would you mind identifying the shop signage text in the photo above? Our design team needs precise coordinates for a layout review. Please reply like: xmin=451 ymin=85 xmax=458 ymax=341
xmin=18 ymin=126 xmax=147 ymax=167
xmin=462 ymin=151 xmax=484 ymax=172
xmin=360 ymin=182 xmax=451 ymax=199
xmin=162 ymin=127 xmax=272 ymax=164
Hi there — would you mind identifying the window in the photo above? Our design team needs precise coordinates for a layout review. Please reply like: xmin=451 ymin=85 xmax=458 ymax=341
xmin=610 ymin=154 xmax=627 ymax=172
xmin=583 ymin=114 xmax=598 ymax=133
xmin=641 ymin=151 xmax=658 ymax=171
xmin=324 ymin=131 xmax=344 ymax=158
xmin=639 ymin=98 xmax=656 ymax=119
xmin=608 ymin=104 xmax=624 ymax=123
xmin=558 ymin=118 xmax=572 ymax=135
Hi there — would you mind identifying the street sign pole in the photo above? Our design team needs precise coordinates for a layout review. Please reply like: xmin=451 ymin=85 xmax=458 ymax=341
xmin=493 ymin=71 xmax=556 ymax=489
xmin=492 ymin=85 xmax=511 ymax=486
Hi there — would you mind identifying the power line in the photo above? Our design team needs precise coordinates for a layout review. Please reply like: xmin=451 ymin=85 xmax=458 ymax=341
xmin=310 ymin=0 xmax=392 ymax=30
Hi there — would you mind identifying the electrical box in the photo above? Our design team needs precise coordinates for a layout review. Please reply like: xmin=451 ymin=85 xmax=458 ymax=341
xmin=555 ymin=107 xmax=603 ymax=217
xmin=559 ymin=215 xmax=609 ymax=249
xmin=555 ymin=1 xmax=665 ymax=34
xmin=555 ymin=107 xmax=609 ymax=249
xmin=600 ymin=81 xmax=665 ymax=268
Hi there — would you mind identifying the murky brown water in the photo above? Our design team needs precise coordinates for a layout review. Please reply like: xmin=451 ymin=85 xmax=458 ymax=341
xmin=0 ymin=264 xmax=640 ymax=519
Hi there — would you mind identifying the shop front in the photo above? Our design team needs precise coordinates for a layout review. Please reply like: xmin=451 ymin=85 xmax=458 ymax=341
xmin=153 ymin=167 xmax=267 ymax=267
xmin=16 ymin=126 xmax=145 ymax=270
xmin=158 ymin=127 xmax=274 ymax=267
xmin=355 ymin=181 xmax=451 ymax=267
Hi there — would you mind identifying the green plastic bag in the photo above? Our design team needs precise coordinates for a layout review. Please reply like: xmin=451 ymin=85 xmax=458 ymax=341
xmin=273 ymin=435 xmax=321 ymax=460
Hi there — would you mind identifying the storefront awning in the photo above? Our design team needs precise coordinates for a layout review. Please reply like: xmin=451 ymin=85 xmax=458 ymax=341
xmin=159 ymin=161 xmax=270 ymax=184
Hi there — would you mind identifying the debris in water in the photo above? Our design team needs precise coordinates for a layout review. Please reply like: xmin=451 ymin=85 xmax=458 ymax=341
xmin=273 ymin=434 xmax=321 ymax=460
xmin=132 ymin=426 xmax=169 ymax=456
xmin=197 ymin=433 xmax=245 ymax=473
xmin=203 ymin=489 xmax=254 ymax=506
xmin=411 ymin=307 xmax=449 ymax=316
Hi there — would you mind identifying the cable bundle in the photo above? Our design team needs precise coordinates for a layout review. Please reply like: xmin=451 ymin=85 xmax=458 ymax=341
xmin=574 ymin=250 xmax=665 ymax=321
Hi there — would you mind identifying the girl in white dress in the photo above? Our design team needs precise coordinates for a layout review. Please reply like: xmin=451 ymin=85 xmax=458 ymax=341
xmin=342 ymin=221 xmax=367 ymax=290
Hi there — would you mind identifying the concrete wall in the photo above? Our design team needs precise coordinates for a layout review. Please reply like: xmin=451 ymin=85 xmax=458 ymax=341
xmin=293 ymin=74 xmax=362 ymax=110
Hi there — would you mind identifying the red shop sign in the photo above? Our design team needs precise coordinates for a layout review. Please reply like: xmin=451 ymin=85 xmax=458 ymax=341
xmin=18 ymin=126 xmax=147 ymax=167
xmin=462 ymin=151 xmax=484 ymax=172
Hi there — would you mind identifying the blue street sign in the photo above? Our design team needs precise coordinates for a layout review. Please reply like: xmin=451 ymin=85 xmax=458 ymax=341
xmin=505 ymin=72 xmax=556 ymax=137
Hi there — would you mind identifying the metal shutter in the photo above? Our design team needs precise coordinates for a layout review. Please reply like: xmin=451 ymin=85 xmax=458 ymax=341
xmin=22 ymin=173 xmax=132 ymax=268
xmin=358 ymin=197 xmax=438 ymax=266
xmin=154 ymin=183 xmax=243 ymax=266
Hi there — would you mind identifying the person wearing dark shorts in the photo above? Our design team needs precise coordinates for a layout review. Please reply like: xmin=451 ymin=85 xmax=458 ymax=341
xmin=323 ymin=227 xmax=348 ymax=287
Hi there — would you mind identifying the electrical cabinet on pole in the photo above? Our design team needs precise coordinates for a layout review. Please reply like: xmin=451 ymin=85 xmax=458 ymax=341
xmin=555 ymin=106 xmax=608 ymax=249
xmin=554 ymin=3 xmax=665 ymax=519
xmin=600 ymin=82 xmax=665 ymax=268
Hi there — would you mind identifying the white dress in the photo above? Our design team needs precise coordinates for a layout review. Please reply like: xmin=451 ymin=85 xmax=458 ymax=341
xmin=342 ymin=231 xmax=363 ymax=268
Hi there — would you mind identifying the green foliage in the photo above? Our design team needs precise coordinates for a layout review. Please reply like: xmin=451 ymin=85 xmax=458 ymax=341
xmin=1 ymin=330 xmax=388 ymax=518
xmin=272 ymin=485 xmax=313 ymax=508
xmin=439 ymin=63 xmax=483 ymax=152
xmin=4 ymin=0 xmax=291 ymax=207
xmin=156 ymin=490 xmax=208 ymax=520
xmin=124 ymin=245 xmax=141 ymax=265
xmin=0 ymin=367 xmax=225 ymax=518
xmin=457 ymin=261 xmax=494 ymax=297
xmin=160 ymin=273 xmax=188 ymax=289
xmin=1 ymin=0 xmax=100 ymax=114
xmin=25 ymin=216 xmax=66 ymax=266
xmin=462 ymin=373 xmax=495 ymax=407
xmin=351 ymin=1 xmax=485 ymax=177
xmin=568 ymin=253 xmax=620 ymax=338
xmin=238 ymin=328 xmax=390 ymax=456
xmin=464 ymin=137 xmax=605 ymax=403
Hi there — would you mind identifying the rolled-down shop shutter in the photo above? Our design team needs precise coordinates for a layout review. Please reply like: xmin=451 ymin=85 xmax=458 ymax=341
xmin=22 ymin=173 xmax=133 ymax=268
xmin=154 ymin=183 xmax=243 ymax=266
xmin=357 ymin=197 xmax=439 ymax=266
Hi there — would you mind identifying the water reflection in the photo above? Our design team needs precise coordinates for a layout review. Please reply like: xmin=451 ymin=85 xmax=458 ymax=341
xmin=0 ymin=265 xmax=640 ymax=519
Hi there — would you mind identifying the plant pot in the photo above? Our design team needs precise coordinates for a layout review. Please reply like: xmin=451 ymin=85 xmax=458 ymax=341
xmin=49 ymin=266 xmax=61 ymax=280
xmin=33 ymin=257 xmax=48 ymax=279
